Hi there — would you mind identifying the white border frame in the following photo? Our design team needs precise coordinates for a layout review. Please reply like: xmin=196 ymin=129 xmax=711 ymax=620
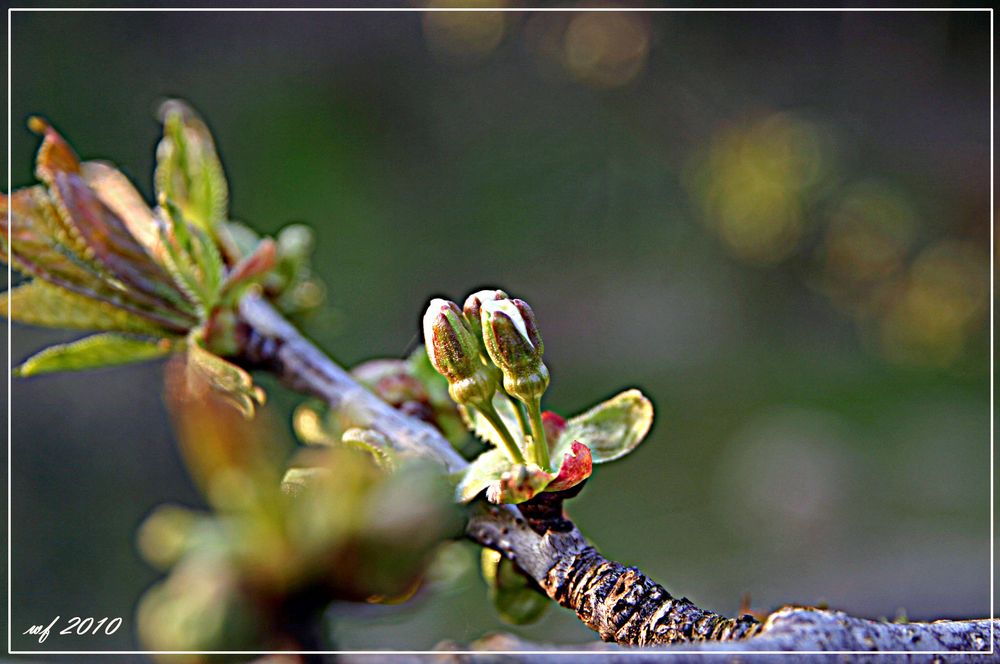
xmin=5 ymin=5 xmax=995 ymax=657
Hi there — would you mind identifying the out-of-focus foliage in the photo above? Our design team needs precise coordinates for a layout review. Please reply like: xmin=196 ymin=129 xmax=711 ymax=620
xmin=481 ymin=548 xmax=550 ymax=626
xmin=2 ymin=102 xmax=324 ymax=415
xmin=137 ymin=361 xmax=461 ymax=658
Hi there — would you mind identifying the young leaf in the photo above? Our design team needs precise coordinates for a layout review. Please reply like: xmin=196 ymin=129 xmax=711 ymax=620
xmin=461 ymin=393 xmax=526 ymax=450
xmin=3 ymin=187 xmax=113 ymax=293
xmin=185 ymin=340 xmax=264 ymax=418
xmin=2 ymin=188 xmax=196 ymax=332
xmin=485 ymin=463 xmax=552 ymax=505
xmin=220 ymin=238 xmax=277 ymax=299
xmin=81 ymin=161 xmax=162 ymax=258
xmin=2 ymin=280 xmax=170 ymax=335
xmin=545 ymin=440 xmax=593 ymax=492
xmin=455 ymin=447 xmax=512 ymax=503
xmin=29 ymin=116 xmax=82 ymax=183
xmin=481 ymin=548 xmax=550 ymax=625
xmin=341 ymin=428 xmax=396 ymax=471
xmin=16 ymin=332 xmax=171 ymax=377
xmin=552 ymin=389 xmax=654 ymax=464
xmin=155 ymin=100 xmax=229 ymax=236
xmin=157 ymin=200 xmax=223 ymax=318
xmin=47 ymin=171 xmax=177 ymax=307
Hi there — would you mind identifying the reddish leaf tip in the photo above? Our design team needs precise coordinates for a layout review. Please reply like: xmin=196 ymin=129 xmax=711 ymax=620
xmin=546 ymin=440 xmax=593 ymax=493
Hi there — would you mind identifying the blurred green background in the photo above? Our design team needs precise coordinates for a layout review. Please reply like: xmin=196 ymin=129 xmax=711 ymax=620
xmin=2 ymin=7 xmax=991 ymax=658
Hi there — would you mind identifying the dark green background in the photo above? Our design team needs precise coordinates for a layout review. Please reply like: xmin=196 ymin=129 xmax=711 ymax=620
xmin=2 ymin=7 xmax=991 ymax=658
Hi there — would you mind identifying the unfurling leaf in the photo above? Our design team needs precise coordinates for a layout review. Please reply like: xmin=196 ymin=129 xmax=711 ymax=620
xmin=1 ymin=185 xmax=195 ymax=333
xmin=545 ymin=440 xmax=593 ymax=492
xmin=81 ymin=161 xmax=162 ymax=257
xmin=49 ymin=169 xmax=181 ymax=307
xmin=461 ymin=393 xmax=525 ymax=450
xmin=485 ymin=463 xmax=552 ymax=505
xmin=158 ymin=197 xmax=225 ymax=317
xmin=456 ymin=448 xmax=512 ymax=503
xmin=16 ymin=333 xmax=171 ymax=377
xmin=553 ymin=388 xmax=654 ymax=464
xmin=220 ymin=238 xmax=277 ymax=297
xmin=340 ymin=428 xmax=396 ymax=470
xmin=156 ymin=100 xmax=229 ymax=236
xmin=481 ymin=548 xmax=549 ymax=625
xmin=2 ymin=280 xmax=169 ymax=335
xmin=185 ymin=340 xmax=264 ymax=418
xmin=29 ymin=116 xmax=81 ymax=183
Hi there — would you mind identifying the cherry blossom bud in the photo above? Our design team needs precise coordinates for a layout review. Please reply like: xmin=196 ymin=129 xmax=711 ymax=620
xmin=480 ymin=298 xmax=548 ymax=402
xmin=423 ymin=298 xmax=496 ymax=407
xmin=462 ymin=288 xmax=508 ymax=342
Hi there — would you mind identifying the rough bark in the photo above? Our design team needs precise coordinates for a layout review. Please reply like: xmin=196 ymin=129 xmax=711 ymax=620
xmin=237 ymin=293 xmax=997 ymax=656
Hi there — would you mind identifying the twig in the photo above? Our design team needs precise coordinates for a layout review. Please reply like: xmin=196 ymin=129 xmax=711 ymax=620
xmin=237 ymin=293 xmax=997 ymax=656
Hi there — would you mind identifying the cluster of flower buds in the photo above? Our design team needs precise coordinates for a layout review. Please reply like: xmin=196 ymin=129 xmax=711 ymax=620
xmin=425 ymin=290 xmax=655 ymax=509
xmin=423 ymin=289 xmax=551 ymax=470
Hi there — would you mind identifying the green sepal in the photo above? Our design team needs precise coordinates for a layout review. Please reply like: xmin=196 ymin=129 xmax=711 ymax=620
xmin=552 ymin=388 xmax=654 ymax=464
xmin=16 ymin=332 xmax=171 ymax=377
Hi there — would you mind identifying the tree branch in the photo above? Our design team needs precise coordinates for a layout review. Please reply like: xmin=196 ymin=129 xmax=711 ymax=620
xmin=237 ymin=293 xmax=997 ymax=656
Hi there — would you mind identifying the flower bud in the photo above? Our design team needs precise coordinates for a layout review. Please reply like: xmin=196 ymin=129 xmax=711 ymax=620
xmin=481 ymin=298 xmax=548 ymax=402
xmin=462 ymin=288 xmax=508 ymax=342
xmin=423 ymin=298 xmax=496 ymax=406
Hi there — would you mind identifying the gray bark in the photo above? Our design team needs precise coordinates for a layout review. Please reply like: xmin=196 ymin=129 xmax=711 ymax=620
xmin=238 ymin=293 xmax=997 ymax=658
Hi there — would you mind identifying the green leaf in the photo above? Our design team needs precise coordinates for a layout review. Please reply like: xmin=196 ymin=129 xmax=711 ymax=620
xmin=485 ymin=463 xmax=552 ymax=505
xmin=81 ymin=161 xmax=161 ymax=257
xmin=219 ymin=238 xmax=276 ymax=301
xmin=155 ymin=100 xmax=229 ymax=236
xmin=481 ymin=548 xmax=550 ymax=625
xmin=185 ymin=340 xmax=264 ymax=418
xmin=461 ymin=393 xmax=526 ymax=450
xmin=340 ymin=428 xmax=396 ymax=471
xmin=188 ymin=224 xmax=224 ymax=309
xmin=2 ymin=280 xmax=173 ymax=335
xmin=16 ymin=332 xmax=171 ymax=377
xmin=157 ymin=200 xmax=224 ymax=318
xmin=553 ymin=389 xmax=654 ymax=464
xmin=2 ymin=189 xmax=196 ymax=333
xmin=49 ymin=170 xmax=184 ymax=310
xmin=455 ymin=447 xmax=512 ymax=503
